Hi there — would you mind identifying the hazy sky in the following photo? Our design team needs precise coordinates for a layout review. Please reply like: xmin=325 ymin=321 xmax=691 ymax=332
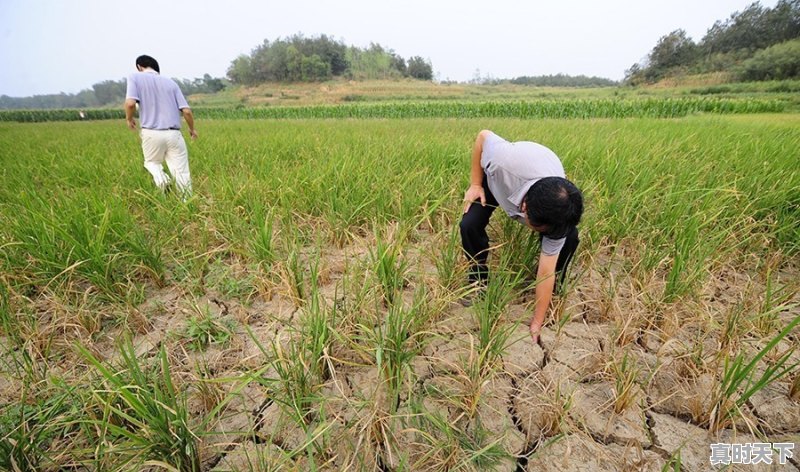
xmin=0 ymin=0 xmax=778 ymax=97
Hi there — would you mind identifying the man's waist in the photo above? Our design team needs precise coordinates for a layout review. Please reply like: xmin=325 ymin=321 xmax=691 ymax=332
xmin=142 ymin=126 xmax=181 ymax=130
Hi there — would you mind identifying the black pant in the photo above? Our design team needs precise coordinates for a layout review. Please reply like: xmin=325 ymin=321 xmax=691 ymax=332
xmin=459 ymin=177 xmax=579 ymax=289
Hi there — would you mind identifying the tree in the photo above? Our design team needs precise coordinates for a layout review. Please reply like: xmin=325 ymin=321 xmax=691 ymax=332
xmin=92 ymin=79 xmax=127 ymax=105
xmin=227 ymin=55 xmax=255 ymax=85
xmin=203 ymin=74 xmax=225 ymax=93
xmin=390 ymin=53 xmax=407 ymax=76
xmin=765 ymin=0 xmax=800 ymax=45
xmin=301 ymin=54 xmax=332 ymax=81
xmin=226 ymin=34 xmax=433 ymax=84
xmin=626 ymin=1 xmax=800 ymax=82
xmin=285 ymin=45 xmax=303 ymax=81
xmin=701 ymin=0 xmax=800 ymax=54
xmin=623 ymin=63 xmax=644 ymax=85
xmin=649 ymin=30 xmax=698 ymax=72
xmin=736 ymin=37 xmax=800 ymax=80
xmin=407 ymin=56 xmax=433 ymax=80
xmin=294 ymin=34 xmax=349 ymax=76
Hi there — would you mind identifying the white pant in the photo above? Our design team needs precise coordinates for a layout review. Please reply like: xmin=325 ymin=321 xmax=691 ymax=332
xmin=140 ymin=129 xmax=192 ymax=196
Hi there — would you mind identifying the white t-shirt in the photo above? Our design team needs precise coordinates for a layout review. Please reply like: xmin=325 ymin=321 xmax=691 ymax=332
xmin=126 ymin=71 xmax=189 ymax=130
xmin=481 ymin=131 xmax=567 ymax=256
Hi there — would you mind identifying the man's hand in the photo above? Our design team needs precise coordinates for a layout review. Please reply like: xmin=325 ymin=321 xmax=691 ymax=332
xmin=530 ymin=320 xmax=542 ymax=344
xmin=127 ymin=118 xmax=136 ymax=131
xmin=463 ymin=184 xmax=486 ymax=213
xmin=189 ymin=129 xmax=198 ymax=140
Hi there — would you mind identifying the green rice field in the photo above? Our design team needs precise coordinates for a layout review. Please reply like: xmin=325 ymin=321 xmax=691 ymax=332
xmin=0 ymin=102 xmax=798 ymax=470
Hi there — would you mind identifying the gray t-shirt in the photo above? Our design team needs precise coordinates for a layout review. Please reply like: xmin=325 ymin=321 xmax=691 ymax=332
xmin=126 ymin=71 xmax=189 ymax=130
xmin=481 ymin=131 xmax=567 ymax=256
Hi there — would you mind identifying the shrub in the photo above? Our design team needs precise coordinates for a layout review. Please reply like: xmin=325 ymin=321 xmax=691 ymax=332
xmin=736 ymin=38 xmax=800 ymax=81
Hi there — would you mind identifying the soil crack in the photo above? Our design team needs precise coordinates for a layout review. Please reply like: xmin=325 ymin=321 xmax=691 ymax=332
xmin=205 ymin=440 xmax=242 ymax=470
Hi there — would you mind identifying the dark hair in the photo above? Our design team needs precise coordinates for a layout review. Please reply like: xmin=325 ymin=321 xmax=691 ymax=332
xmin=524 ymin=177 xmax=583 ymax=239
xmin=135 ymin=55 xmax=160 ymax=73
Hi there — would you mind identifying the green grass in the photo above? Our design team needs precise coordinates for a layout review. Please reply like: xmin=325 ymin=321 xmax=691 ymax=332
xmin=0 ymin=108 xmax=798 ymax=469
xmin=78 ymin=340 xmax=202 ymax=471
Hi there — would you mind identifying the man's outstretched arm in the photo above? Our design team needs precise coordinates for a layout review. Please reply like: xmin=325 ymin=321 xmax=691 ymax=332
xmin=530 ymin=253 xmax=558 ymax=343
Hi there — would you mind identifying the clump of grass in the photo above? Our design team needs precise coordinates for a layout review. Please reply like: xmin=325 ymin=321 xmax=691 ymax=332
xmin=266 ymin=336 xmax=320 ymax=426
xmin=302 ymin=261 xmax=333 ymax=382
xmin=720 ymin=296 xmax=748 ymax=351
xmin=497 ymin=217 xmax=540 ymax=282
xmin=205 ymin=260 xmax=257 ymax=302
xmin=410 ymin=402 xmax=508 ymax=471
xmin=78 ymin=339 xmax=202 ymax=471
xmin=753 ymin=264 xmax=797 ymax=335
xmin=608 ymin=350 xmax=640 ymax=414
xmin=0 ymin=386 xmax=77 ymax=471
xmin=433 ymin=225 xmax=465 ymax=291
xmin=191 ymin=360 xmax=226 ymax=416
xmin=279 ymin=238 xmax=308 ymax=306
xmin=370 ymin=235 xmax=408 ymax=306
xmin=0 ymin=278 xmax=22 ymax=348
xmin=540 ymin=385 xmax=574 ymax=437
xmin=181 ymin=303 xmax=235 ymax=351
xmin=708 ymin=315 xmax=800 ymax=433
xmin=375 ymin=303 xmax=422 ymax=412
xmin=250 ymin=209 xmax=276 ymax=268
xmin=471 ymin=269 xmax=520 ymax=375
xmin=247 ymin=269 xmax=332 ymax=428
xmin=6 ymin=194 xmax=165 ymax=302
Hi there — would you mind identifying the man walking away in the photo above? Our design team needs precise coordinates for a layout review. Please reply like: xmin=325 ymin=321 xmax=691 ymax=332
xmin=124 ymin=54 xmax=197 ymax=198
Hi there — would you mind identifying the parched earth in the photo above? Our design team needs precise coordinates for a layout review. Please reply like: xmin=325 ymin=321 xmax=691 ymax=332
xmin=2 ymin=233 xmax=798 ymax=471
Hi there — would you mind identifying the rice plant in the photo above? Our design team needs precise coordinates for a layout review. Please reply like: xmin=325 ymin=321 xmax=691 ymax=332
xmin=181 ymin=303 xmax=236 ymax=351
xmin=250 ymin=208 xmax=276 ymax=268
xmin=708 ymin=315 xmax=800 ymax=432
xmin=433 ymin=223 xmax=465 ymax=291
xmin=753 ymin=265 xmax=798 ymax=335
xmin=78 ymin=339 xmax=202 ymax=471
xmin=470 ymin=268 xmax=523 ymax=376
xmin=301 ymin=261 xmax=333 ymax=382
xmin=1 ymin=104 xmax=799 ymax=469
xmin=370 ymin=235 xmax=408 ymax=306
xmin=265 ymin=336 xmax=320 ymax=427
xmin=0 ymin=388 xmax=76 ymax=471
xmin=608 ymin=349 xmax=640 ymax=414
xmin=411 ymin=405 xmax=509 ymax=470
xmin=374 ymin=303 xmax=423 ymax=412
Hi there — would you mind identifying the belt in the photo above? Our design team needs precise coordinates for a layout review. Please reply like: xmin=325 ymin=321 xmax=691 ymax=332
xmin=142 ymin=127 xmax=180 ymax=130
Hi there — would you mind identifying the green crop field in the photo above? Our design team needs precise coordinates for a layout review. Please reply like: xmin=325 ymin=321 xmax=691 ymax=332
xmin=0 ymin=104 xmax=798 ymax=470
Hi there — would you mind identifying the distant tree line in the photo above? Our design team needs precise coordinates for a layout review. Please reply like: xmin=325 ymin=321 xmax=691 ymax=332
xmin=626 ymin=0 xmax=800 ymax=84
xmin=0 ymin=74 xmax=227 ymax=110
xmin=509 ymin=74 xmax=617 ymax=87
xmin=227 ymin=34 xmax=434 ymax=85
xmin=454 ymin=70 xmax=617 ymax=87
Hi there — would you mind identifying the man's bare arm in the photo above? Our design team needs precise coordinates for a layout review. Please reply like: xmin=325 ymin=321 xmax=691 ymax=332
xmin=181 ymin=108 xmax=198 ymax=140
xmin=124 ymin=99 xmax=137 ymax=130
xmin=463 ymin=130 xmax=491 ymax=213
xmin=530 ymin=253 xmax=558 ymax=343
